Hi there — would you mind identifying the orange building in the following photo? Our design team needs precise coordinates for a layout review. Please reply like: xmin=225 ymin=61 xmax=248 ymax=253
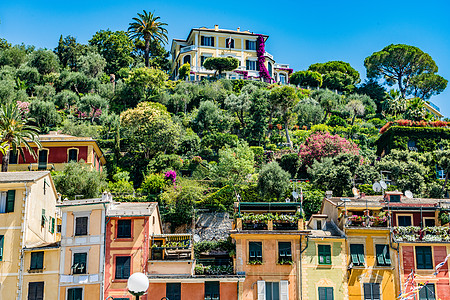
xmin=230 ymin=202 xmax=309 ymax=300
xmin=104 ymin=202 xmax=162 ymax=299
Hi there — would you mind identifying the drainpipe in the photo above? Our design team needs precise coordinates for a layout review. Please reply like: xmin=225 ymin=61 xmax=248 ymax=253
xmin=18 ymin=184 xmax=30 ymax=300
xmin=299 ymin=235 xmax=309 ymax=300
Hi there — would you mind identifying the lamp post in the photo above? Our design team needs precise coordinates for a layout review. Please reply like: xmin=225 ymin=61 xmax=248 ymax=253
xmin=127 ymin=272 xmax=149 ymax=300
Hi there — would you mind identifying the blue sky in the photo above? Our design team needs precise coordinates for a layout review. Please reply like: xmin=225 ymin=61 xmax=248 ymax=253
xmin=1 ymin=0 xmax=449 ymax=117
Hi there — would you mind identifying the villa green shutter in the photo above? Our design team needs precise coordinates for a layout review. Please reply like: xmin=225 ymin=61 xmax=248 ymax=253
xmin=68 ymin=288 xmax=83 ymax=300
xmin=51 ymin=217 xmax=55 ymax=234
xmin=41 ymin=209 xmax=46 ymax=227
xmin=6 ymin=190 xmax=15 ymax=213
xmin=416 ymin=246 xmax=433 ymax=269
xmin=350 ymin=244 xmax=365 ymax=265
xmin=30 ymin=252 xmax=44 ymax=270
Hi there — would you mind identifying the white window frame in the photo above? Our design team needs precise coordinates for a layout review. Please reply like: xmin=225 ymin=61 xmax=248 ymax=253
xmin=70 ymin=247 xmax=91 ymax=275
xmin=73 ymin=211 xmax=91 ymax=237
xmin=66 ymin=286 xmax=84 ymax=300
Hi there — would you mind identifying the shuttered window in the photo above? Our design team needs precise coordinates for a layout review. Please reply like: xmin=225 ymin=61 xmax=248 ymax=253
xmin=246 ymin=40 xmax=256 ymax=50
xmin=30 ymin=251 xmax=44 ymax=270
xmin=75 ymin=217 xmax=88 ymax=236
xmin=318 ymin=245 xmax=331 ymax=265
xmin=28 ymin=282 xmax=44 ymax=300
xmin=72 ymin=253 xmax=87 ymax=274
xmin=278 ymin=242 xmax=292 ymax=262
xmin=416 ymin=246 xmax=433 ymax=269
xmin=0 ymin=235 xmax=4 ymax=261
xmin=419 ymin=283 xmax=436 ymax=300
xmin=117 ymin=219 xmax=132 ymax=238
xmin=50 ymin=217 xmax=55 ymax=234
xmin=266 ymin=282 xmax=280 ymax=300
xmin=398 ymin=216 xmax=412 ymax=226
xmin=350 ymin=244 xmax=365 ymax=266
xmin=201 ymin=36 xmax=214 ymax=47
xmin=249 ymin=242 xmax=262 ymax=262
xmin=363 ymin=283 xmax=380 ymax=300
xmin=166 ymin=283 xmax=181 ymax=300
xmin=318 ymin=287 xmax=333 ymax=300
xmin=67 ymin=287 xmax=83 ymax=300
xmin=115 ymin=256 xmax=131 ymax=279
xmin=375 ymin=244 xmax=391 ymax=266
xmin=0 ymin=190 xmax=15 ymax=213
xmin=205 ymin=281 xmax=220 ymax=300
xmin=279 ymin=281 xmax=289 ymax=300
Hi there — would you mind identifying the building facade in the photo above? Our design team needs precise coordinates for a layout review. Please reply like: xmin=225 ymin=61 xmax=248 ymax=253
xmin=2 ymin=132 xmax=106 ymax=172
xmin=0 ymin=171 xmax=60 ymax=300
xmin=389 ymin=194 xmax=450 ymax=300
xmin=322 ymin=195 xmax=397 ymax=300
xmin=302 ymin=214 xmax=347 ymax=300
xmin=230 ymin=202 xmax=309 ymax=300
xmin=104 ymin=202 xmax=162 ymax=299
xmin=171 ymin=25 xmax=292 ymax=83
xmin=58 ymin=195 xmax=112 ymax=300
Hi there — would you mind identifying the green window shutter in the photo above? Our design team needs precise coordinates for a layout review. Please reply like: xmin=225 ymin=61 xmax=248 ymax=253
xmin=30 ymin=252 xmax=44 ymax=270
xmin=41 ymin=209 xmax=46 ymax=227
xmin=376 ymin=245 xmax=385 ymax=265
xmin=166 ymin=283 xmax=181 ymax=300
xmin=351 ymin=253 xmax=359 ymax=264
xmin=318 ymin=245 xmax=331 ymax=265
xmin=0 ymin=235 xmax=4 ymax=261
xmin=6 ymin=190 xmax=15 ymax=213
xmin=350 ymin=244 xmax=365 ymax=266
xmin=416 ymin=246 xmax=432 ymax=269
xmin=51 ymin=218 xmax=55 ymax=234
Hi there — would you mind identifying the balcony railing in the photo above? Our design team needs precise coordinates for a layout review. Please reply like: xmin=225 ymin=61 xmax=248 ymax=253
xmin=180 ymin=45 xmax=197 ymax=54
xmin=393 ymin=226 xmax=450 ymax=242
xmin=236 ymin=213 xmax=303 ymax=231
xmin=346 ymin=215 xmax=388 ymax=228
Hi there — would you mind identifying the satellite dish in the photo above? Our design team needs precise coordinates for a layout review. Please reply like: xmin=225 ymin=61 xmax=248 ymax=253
xmin=292 ymin=191 xmax=299 ymax=199
xmin=352 ymin=187 xmax=359 ymax=197
xmin=193 ymin=234 xmax=201 ymax=243
xmin=372 ymin=182 xmax=382 ymax=193
xmin=285 ymin=197 xmax=291 ymax=203
xmin=405 ymin=190 xmax=413 ymax=199
xmin=380 ymin=180 xmax=387 ymax=190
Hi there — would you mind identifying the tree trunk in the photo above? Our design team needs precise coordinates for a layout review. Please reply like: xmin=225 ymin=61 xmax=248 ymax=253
xmin=144 ymin=38 xmax=150 ymax=68
xmin=322 ymin=110 xmax=330 ymax=123
xmin=398 ymin=73 xmax=405 ymax=98
xmin=2 ymin=149 xmax=10 ymax=172
xmin=351 ymin=113 xmax=356 ymax=125
xmin=284 ymin=120 xmax=292 ymax=149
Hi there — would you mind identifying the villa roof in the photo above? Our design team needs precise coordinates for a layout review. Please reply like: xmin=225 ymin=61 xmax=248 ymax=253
xmin=106 ymin=202 xmax=157 ymax=217
xmin=0 ymin=171 xmax=50 ymax=183
xmin=308 ymin=221 xmax=344 ymax=238
xmin=57 ymin=197 xmax=111 ymax=207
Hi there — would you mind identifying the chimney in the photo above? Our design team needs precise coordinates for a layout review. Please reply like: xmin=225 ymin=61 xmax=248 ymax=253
xmin=325 ymin=191 xmax=333 ymax=199
xmin=214 ymin=24 xmax=219 ymax=31
xmin=237 ymin=27 xmax=240 ymax=32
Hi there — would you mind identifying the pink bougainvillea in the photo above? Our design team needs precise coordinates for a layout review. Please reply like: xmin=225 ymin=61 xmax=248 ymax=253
xmin=256 ymin=35 xmax=272 ymax=83
xmin=298 ymin=132 xmax=360 ymax=166
xmin=17 ymin=101 xmax=30 ymax=115
xmin=165 ymin=170 xmax=177 ymax=183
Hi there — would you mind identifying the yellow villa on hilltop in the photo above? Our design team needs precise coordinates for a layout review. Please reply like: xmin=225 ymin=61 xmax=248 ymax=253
xmin=171 ymin=25 xmax=292 ymax=83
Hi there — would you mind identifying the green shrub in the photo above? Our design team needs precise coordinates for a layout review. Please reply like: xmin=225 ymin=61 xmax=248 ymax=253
xmin=141 ymin=173 xmax=166 ymax=195
xmin=326 ymin=115 xmax=347 ymax=127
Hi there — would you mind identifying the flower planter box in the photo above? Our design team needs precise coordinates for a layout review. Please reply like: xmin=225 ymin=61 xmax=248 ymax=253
xmin=273 ymin=221 xmax=297 ymax=231
xmin=243 ymin=222 xmax=267 ymax=230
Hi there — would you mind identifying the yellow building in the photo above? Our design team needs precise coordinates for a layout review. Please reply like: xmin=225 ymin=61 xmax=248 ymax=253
xmin=57 ymin=194 xmax=112 ymax=300
xmin=322 ymin=195 xmax=397 ymax=300
xmin=0 ymin=171 xmax=60 ymax=300
xmin=171 ymin=25 xmax=292 ymax=83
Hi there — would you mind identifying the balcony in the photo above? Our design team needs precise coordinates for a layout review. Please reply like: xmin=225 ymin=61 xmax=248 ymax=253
xmin=274 ymin=63 xmax=290 ymax=69
xmin=342 ymin=210 xmax=388 ymax=228
xmin=180 ymin=45 xmax=197 ymax=54
xmin=264 ymin=51 xmax=274 ymax=60
xmin=393 ymin=226 xmax=450 ymax=243
xmin=236 ymin=213 xmax=303 ymax=231
xmin=150 ymin=234 xmax=192 ymax=260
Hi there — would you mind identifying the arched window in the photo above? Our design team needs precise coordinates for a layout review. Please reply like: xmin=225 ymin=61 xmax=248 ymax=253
xmin=279 ymin=73 xmax=286 ymax=84
xmin=68 ymin=149 xmax=78 ymax=162
xmin=183 ymin=55 xmax=191 ymax=65
xmin=268 ymin=62 xmax=273 ymax=77
xmin=226 ymin=38 xmax=234 ymax=49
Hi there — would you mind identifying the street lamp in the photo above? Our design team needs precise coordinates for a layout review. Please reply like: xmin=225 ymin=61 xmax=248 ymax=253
xmin=127 ymin=272 xmax=149 ymax=300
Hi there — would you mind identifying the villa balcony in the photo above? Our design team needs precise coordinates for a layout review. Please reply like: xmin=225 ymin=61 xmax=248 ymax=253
xmin=264 ymin=51 xmax=274 ymax=60
xmin=180 ymin=45 xmax=197 ymax=54
xmin=274 ymin=63 xmax=290 ymax=69
xmin=345 ymin=215 xmax=388 ymax=228
xmin=392 ymin=226 xmax=450 ymax=243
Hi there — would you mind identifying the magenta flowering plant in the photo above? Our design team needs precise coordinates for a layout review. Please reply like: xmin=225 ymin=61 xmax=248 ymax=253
xmin=256 ymin=35 xmax=272 ymax=83
xmin=298 ymin=132 xmax=360 ymax=166
xmin=164 ymin=170 xmax=177 ymax=183
xmin=235 ymin=70 xmax=249 ymax=79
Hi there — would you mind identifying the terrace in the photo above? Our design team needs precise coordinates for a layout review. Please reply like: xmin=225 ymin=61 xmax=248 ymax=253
xmin=234 ymin=202 xmax=305 ymax=232
xmin=392 ymin=226 xmax=450 ymax=243
xmin=150 ymin=233 xmax=192 ymax=260
xmin=344 ymin=210 xmax=388 ymax=228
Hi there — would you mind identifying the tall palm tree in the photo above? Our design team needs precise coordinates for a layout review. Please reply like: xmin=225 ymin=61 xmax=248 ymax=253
xmin=0 ymin=102 xmax=41 ymax=172
xmin=128 ymin=10 xmax=168 ymax=68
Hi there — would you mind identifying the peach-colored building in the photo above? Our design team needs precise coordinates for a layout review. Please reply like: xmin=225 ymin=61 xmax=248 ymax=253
xmin=57 ymin=195 xmax=112 ymax=300
xmin=104 ymin=202 xmax=162 ymax=299
xmin=230 ymin=202 xmax=310 ymax=300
